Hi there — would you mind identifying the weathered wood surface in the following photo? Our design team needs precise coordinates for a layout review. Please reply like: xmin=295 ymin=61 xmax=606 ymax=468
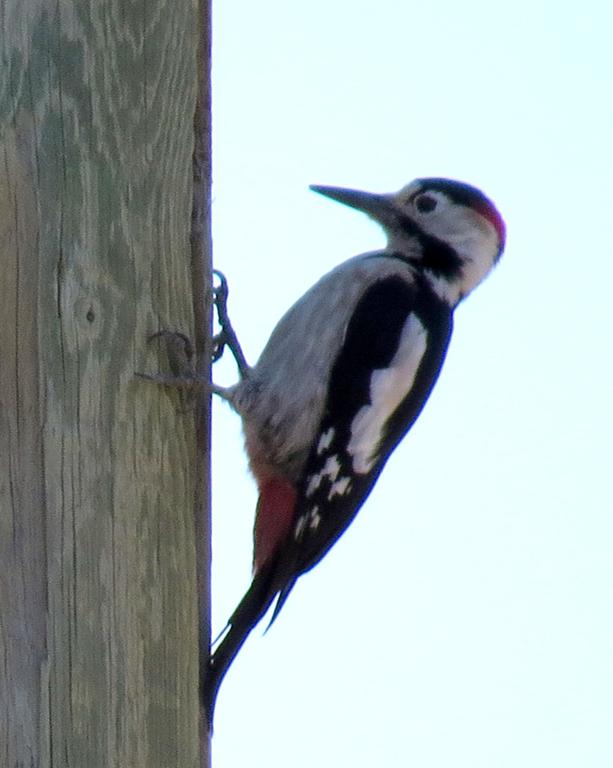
xmin=0 ymin=1 xmax=208 ymax=765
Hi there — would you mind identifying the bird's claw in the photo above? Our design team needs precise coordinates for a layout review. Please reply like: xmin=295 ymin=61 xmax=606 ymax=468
xmin=147 ymin=330 xmax=195 ymax=374
xmin=136 ymin=330 xmax=203 ymax=411
xmin=211 ymin=269 xmax=250 ymax=378
xmin=213 ymin=269 xmax=228 ymax=306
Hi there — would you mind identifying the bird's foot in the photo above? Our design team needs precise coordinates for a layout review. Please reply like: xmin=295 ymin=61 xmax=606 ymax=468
xmin=212 ymin=270 xmax=250 ymax=379
xmin=136 ymin=330 xmax=207 ymax=410
xmin=136 ymin=330 xmax=236 ymax=405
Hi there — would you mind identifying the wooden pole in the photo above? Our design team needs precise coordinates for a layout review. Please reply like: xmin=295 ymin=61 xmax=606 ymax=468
xmin=0 ymin=0 xmax=211 ymax=765
xmin=193 ymin=0 xmax=213 ymax=762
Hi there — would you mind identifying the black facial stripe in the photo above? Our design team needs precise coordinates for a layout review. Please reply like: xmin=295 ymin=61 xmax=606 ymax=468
xmin=396 ymin=214 xmax=464 ymax=279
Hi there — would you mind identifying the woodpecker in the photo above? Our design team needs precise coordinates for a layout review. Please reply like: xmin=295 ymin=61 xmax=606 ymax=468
xmin=205 ymin=178 xmax=505 ymax=725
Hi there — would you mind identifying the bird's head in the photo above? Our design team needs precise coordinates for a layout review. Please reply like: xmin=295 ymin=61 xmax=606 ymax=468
xmin=311 ymin=178 xmax=505 ymax=305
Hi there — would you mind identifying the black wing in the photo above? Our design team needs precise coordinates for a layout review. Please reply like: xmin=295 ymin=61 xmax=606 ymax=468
xmin=272 ymin=274 xmax=453 ymax=609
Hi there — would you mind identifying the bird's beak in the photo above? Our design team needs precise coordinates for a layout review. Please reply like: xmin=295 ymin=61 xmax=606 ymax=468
xmin=310 ymin=185 xmax=395 ymax=225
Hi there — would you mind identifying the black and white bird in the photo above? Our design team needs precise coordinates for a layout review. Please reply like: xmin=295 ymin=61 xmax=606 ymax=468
xmin=205 ymin=178 xmax=506 ymax=725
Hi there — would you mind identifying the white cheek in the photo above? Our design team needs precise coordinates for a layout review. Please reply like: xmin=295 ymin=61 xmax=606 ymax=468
xmin=447 ymin=217 xmax=499 ymax=299
xmin=459 ymin=232 xmax=498 ymax=295
xmin=347 ymin=314 xmax=428 ymax=473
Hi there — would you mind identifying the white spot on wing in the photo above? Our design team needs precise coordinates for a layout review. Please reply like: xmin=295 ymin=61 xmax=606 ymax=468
xmin=305 ymin=473 xmax=322 ymax=497
xmin=328 ymin=476 xmax=351 ymax=500
xmin=309 ymin=506 xmax=321 ymax=530
xmin=295 ymin=515 xmax=307 ymax=539
xmin=321 ymin=455 xmax=340 ymax=482
xmin=348 ymin=314 xmax=428 ymax=473
xmin=317 ymin=427 xmax=335 ymax=455
xmin=305 ymin=455 xmax=341 ymax=498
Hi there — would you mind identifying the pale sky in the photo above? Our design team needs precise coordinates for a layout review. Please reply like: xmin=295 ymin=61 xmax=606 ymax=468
xmin=209 ymin=2 xmax=613 ymax=765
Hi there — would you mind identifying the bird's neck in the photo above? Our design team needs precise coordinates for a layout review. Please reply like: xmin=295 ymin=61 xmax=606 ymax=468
xmin=386 ymin=229 xmax=497 ymax=308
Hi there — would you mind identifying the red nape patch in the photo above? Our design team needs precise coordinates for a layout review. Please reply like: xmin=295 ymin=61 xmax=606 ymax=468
xmin=253 ymin=478 xmax=297 ymax=573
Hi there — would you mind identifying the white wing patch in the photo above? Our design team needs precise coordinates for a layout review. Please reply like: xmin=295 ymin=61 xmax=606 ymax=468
xmin=294 ymin=505 xmax=322 ymax=540
xmin=328 ymin=476 xmax=352 ymax=500
xmin=308 ymin=506 xmax=321 ymax=530
xmin=305 ymin=454 xmax=341 ymax=497
xmin=348 ymin=313 xmax=428 ymax=473
xmin=317 ymin=427 xmax=335 ymax=455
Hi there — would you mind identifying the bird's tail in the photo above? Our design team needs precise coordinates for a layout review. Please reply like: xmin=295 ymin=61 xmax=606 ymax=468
xmin=202 ymin=565 xmax=280 ymax=728
xmin=265 ymin=576 xmax=297 ymax=630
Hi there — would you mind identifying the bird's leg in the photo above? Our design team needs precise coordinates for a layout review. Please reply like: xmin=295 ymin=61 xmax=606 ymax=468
xmin=136 ymin=271 xmax=248 ymax=405
xmin=136 ymin=329 xmax=235 ymax=405
xmin=212 ymin=269 xmax=250 ymax=379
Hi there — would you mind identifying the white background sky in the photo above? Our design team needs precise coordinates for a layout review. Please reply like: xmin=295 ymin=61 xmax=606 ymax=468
xmin=209 ymin=1 xmax=613 ymax=765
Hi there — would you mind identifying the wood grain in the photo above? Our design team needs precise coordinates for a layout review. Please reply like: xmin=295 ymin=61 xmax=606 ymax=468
xmin=0 ymin=1 xmax=206 ymax=765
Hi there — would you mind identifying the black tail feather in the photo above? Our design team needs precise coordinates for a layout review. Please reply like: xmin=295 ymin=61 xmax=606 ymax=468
xmin=202 ymin=565 xmax=279 ymax=728
xmin=265 ymin=576 xmax=298 ymax=632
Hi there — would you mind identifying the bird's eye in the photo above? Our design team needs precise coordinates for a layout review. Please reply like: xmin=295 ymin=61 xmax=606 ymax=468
xmin=414 ymin=193 xmax=438 ymax=214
